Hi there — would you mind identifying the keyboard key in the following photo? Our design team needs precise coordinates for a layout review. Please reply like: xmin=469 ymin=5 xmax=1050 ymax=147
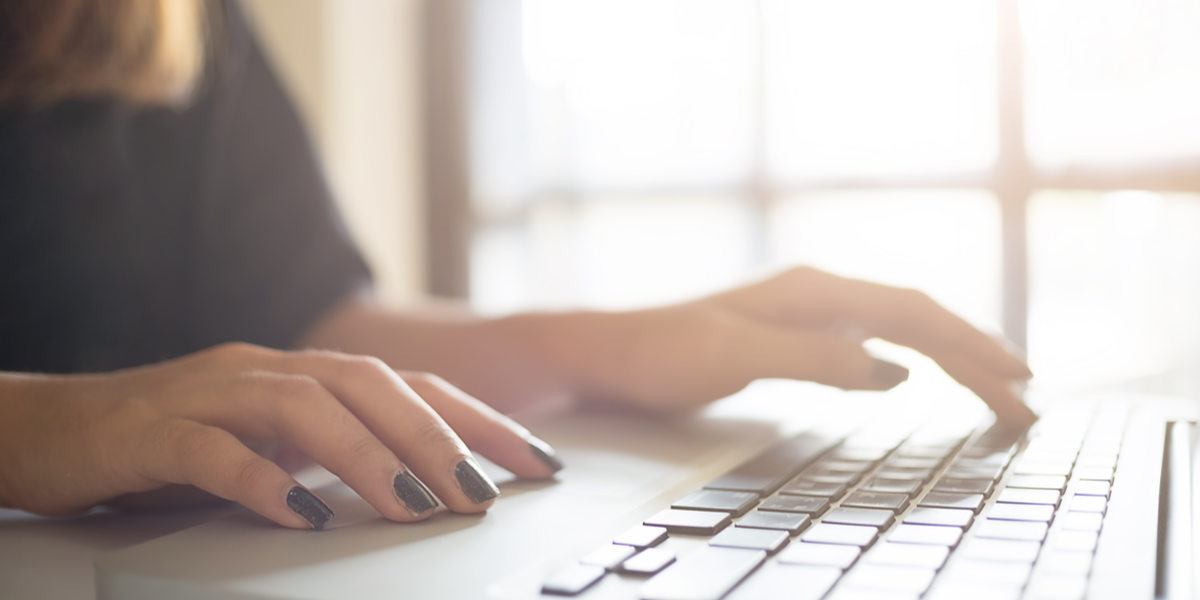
xmin=963 ymin=445 xmax=1017 ymax=460
xmin=816 ymin=460 xmax=874 ymax=473
xmin=1074 ymin=481 xmax=1110 ymax=496
xmin=976 ymin=520 xmax=1049 ymax=542
xmin=898 ymin=445 xmax=955 ymax=459
xmin=705 ymin=433 xmax=840 ymax=495
xmin=887 ymin=524 xmax=962 ymax=547
xmin=944 ymin=466 xmax=1005 ymax=480
xmin=861 ymin=478 xmax=922 ymax=496
xmin=956 ymin=451 xmax=1013 ymax=467
xmin=801 ymin=472 xmax=859 ymax=485
xmin=919 ymin=492 xmax=985 ymax=512
xmin=874 ymin=468 xmax=934 ymax=482
xmin=904 ymin=507 xmax=974 ymax=528
xmin=843 ymin=491 xmax=909 ymax=511
xmin=886 ymin=457 xmax=942 ymax=470
xmin=709 ymin=527 xmax=790 ymax=553
xmin=801 ymin=523 xmax=879 ymax=547
xmin=736 ymin=510 xmax=811 ymax=534
xmin=781 ymin=478 xmax=846 ymax=498
xmin=640 ymin=546 xmax=765 ymax=600
xmin=1051 ymin=531 xmax=1098 ymax=552
xmin=1074 ymin=467 xmax=1114 ymax=481
xmin=778 ymin=541 xmax=861 ymax=568
xmin=927 ymin=582 xmax=1022 ymax=600
xmin=759 ymin=495 xmax=830 ymax=515
xmin=1026 ymin=574 xmax=1088 ymax=600
xmin=973 ymin=429 xmax=1022 ymax=451
xmin=933 ymin=478 xmax=993 ymax=495
xmin=622 ymin=548 xmax=676 ymax=575
xmin=580 ymin=544 xmax=638 ymax=569
xmin=843 ymin=564 xmax=936 ymax=594
xmin=1021 ymin=450 xmax=1079 ymax=463
xmin=942 ymin=558 xmax=1032 ymax=586
xmin=615 ymin=525 xmax=669 ymax=548
xmin=1067 ymin=495 xmax=1106 ymax=513
xmin=542 ymin=563 xmax=606 ymax=596
xmin=998 ymin=488 xmax=1060 ymax=506
xmin=645 ymin=509 xmax=731 ymax=535
xmin=826 ymin=589 xmax=922 ymax=600
xmin=1060 ymin=512 xmax=1103 ymax=532
xmin=961 ymin=538 xmax=1041 ymax=563
xmin=834 ymin=448 xmax=890 ymax=462
xmin=672 ymin=490 xmax=759 ymax=516
xmin=1013 ymin=461 xmax=1072 ymax=477
xmin=867 ymin=543 xmax=949 ymax=569
xmin=824 ymin=507 xmax=896 ymax=528
xmin=804 ymin=468 xmax=863 ymax=484
xmin=1077 ymin=453 xmax=1118 ymax=468
xmin=1039 ymin=551 xmax=1093 ymax=575
xmin=1081 ymin=441 xmax=1121 ymax=455
xmin=1007 ymin=475 xmax=1067 ymax=490
xmin=726 ymin=563 xmax=841 ymax=600
xmin=988 ymin=503 xmax=1055 ymax=522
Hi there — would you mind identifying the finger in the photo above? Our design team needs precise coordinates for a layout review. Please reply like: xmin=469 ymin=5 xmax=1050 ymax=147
xmin=200 ymin=371 xmax=436 ymax=523
xmin=136 ymin=418 xmax=332 ymax=530
xmin=929 ymin=352 xmax=1038 ymax=428
xmin=262 ymin=353 xmax=501 ymax=514
xmin=714 ymin=267 xmax=1032 ymax=380
xmin=719 ymin=315 xmax=910 ymax=393
xmin=399 ymin=372 xmax=562 ymax=479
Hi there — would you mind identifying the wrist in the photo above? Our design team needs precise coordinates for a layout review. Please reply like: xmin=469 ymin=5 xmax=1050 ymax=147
xmin=489 ymin=309 xmax=639 ymax=405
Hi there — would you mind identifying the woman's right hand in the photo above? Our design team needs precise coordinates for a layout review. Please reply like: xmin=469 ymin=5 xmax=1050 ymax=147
xmin=0 ymin=343 xmax=562 ymax=530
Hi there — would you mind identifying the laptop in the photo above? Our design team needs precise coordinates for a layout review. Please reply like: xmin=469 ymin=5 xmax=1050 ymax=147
xmin=94 ymin=379 xmax=1198 ymax=600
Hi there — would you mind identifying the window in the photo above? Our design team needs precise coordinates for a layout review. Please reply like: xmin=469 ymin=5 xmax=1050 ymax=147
xmin=424 ymin=0 xmax=1200 ymax=398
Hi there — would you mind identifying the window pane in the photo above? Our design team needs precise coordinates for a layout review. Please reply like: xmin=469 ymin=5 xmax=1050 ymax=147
xmin=470 ymin=0 xmax=757 ymax=206
xmin=1023 ymin=0 xmax=1200 ymax=166
xmin=471 ymin=197 xmax=754 ymax=314
xmin=768 ymin=190 xmax=1002 ymax=328
xmin=763 ymin=0 xmax=997 ymax=181
xmin=1028 ymin=191 xmax=1200 ymax=396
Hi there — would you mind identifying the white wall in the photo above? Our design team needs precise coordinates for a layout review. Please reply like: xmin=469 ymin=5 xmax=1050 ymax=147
xmin=241 ymin=0 xmax=427 ymax=304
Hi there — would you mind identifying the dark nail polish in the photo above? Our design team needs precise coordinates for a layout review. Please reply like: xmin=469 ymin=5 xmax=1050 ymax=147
xmin=871 ymin=359 xmax=909 ymax=388
xmin=455 ymin=459 xmax=500 ymax=504
xmin=527 ymin=437 xmax=564 ymax=473
xmin=287 ymin=486 xmax=334 ymax=530
xmin=393 ymin=471 xmax=438 ymax=516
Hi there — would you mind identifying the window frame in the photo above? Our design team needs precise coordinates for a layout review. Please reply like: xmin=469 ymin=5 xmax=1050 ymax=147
xmin=421 ymin=0 xmax=1200 ymax=351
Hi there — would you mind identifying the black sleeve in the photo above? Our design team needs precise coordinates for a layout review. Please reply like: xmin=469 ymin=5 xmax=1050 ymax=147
xmin=185 ymin=1 xmax=373 ymax=350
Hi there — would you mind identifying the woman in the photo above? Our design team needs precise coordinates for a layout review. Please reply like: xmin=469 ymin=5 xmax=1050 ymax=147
xmin=0 ymin=0 xmax=1033 ymax=531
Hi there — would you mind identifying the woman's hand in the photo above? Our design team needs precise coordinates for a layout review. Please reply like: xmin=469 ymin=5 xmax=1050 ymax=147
xmin=0 ymin=343 xmax=562 ymax=529
xmin=498 ymin=266 xmax=1035 ymax=425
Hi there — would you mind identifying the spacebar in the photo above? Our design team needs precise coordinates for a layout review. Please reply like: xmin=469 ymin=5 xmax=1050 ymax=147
xmin=640 ymin=547 xmax=766 ymax=600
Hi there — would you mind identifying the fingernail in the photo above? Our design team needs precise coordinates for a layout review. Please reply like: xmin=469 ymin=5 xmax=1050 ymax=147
xmin=393 ymin=471 xmax=438 ymax=516
xmin=287 ymin=486 xmax=334 ymax=530
xmin=527 ymin=437 xmax=564 ymax=473
xmin=454 ymin=459 xmax=500 ymax=504
xmin=871 ymin=359 xmax=909 ymax=388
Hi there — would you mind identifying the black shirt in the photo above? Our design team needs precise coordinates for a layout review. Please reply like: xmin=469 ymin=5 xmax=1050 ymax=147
xmin=0 ymin=2 xmax=373 ymax=374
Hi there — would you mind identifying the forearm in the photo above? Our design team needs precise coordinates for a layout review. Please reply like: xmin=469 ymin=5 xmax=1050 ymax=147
xmin=296 ymin=296 xmax=617 ymax=413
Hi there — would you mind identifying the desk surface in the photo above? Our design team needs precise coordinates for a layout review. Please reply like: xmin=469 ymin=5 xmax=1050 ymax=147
xmin=0 ymin=505 xmax=234 ymax=600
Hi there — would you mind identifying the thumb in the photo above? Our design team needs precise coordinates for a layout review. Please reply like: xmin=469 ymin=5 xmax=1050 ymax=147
xmin=725 ymin=321 xmax=909 ymax=391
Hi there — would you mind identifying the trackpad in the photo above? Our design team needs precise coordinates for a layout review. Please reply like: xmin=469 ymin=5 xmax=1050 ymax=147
xmin=481 ymin=410 xmax=781 ymax=499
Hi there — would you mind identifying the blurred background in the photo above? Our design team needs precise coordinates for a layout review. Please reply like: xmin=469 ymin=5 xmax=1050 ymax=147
xmin=242 ymin=0 xmax=1200 ymax=401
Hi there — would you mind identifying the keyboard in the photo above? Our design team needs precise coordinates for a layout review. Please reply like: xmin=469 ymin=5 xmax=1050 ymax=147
xmin=540 ymin=406 xmax=1126 ymax=600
